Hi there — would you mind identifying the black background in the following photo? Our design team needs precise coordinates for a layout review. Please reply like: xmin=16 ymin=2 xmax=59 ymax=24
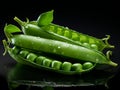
xmin=0 ymin=0 xmax=120 ymax=90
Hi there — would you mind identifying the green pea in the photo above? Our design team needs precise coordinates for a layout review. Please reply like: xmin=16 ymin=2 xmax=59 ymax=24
xmin=64 ymin=30 xmax=71 ymax=38
xmin=57 ymin=27 xmax=64 ymax=35
xmin=42 ymin=59 xmax=52 ymax=67
xmin=61 ymin=62 xmax=72 ymax=71
xmin=49 ymin=25 xmax=56 ymax=32
xmin=51 ymin=60 xmax=62 ymax=70
xmin=83 ymin=43 xmax=90 ymax=48
xmin=35 ymin=56 xmax=45 ymax=65
xmin=82 ymin=62 xmax=93 ymax=70
xmin=91 ymin=44 xmax=98 ymax=50
xmin=71 ymin=63 xmax=82 ymax=71
xmin=88 ymin=38 xmax=96 ymax=44
xmin=19 ymin=50 xmax=29 ymax=58
xmin=79 ymin=35 xmax=88 ymax=43
xmin=71 ymin=32 xmax=79 ymax=41
xmin=26 ymin=53 xmax=37 ymax=62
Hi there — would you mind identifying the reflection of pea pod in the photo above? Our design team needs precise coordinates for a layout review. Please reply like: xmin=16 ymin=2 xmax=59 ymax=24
xmin=3 ymin=40 xmax=95 ymax=75
xmin=14 ymin=10 xmax=114 ymax=51
xmin=7 ymin=63 xmax=114 ymax=90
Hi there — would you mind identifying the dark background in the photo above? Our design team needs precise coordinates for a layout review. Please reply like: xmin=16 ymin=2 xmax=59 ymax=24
xmin=0 ymin=0 xmax=120 ymax=90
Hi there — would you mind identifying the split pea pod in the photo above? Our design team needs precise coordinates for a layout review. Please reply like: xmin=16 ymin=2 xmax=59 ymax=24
xmin=6 ymin=33 xmax=117 ymax=67
xmin=2 ymin=40 xmax=95 ymax=75
xmin=14 ymin=10 xmax=114 ymax=51
xmin=41 ymin=23 xmax=114 ymax=51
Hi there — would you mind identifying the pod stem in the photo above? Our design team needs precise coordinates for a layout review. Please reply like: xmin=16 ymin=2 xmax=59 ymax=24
xmin=102 ymin=35 xmax=115 ymax=49
xmin=106 ymin=50 xmax=112 ymax=60
xmin=106 ymin=50 xmax=118 ymax=67
xmin=14 ymin=16 xmax=27 ymax=26
xmin=108 ymin=61 xmax=118 ymax=67
xmin=2 ymin=40 xmax=9 ymax=56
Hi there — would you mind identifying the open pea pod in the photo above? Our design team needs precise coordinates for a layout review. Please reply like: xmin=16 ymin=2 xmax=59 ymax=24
xmin=14 ymin=10 xmax=114 ymax=51
xmin=3 ymin=40 xmax=96 ymax=75
xmin=3 ymin=24 xmax=118 ymax=67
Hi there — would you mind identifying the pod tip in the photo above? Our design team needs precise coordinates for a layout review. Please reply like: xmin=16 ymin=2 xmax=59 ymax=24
xmin=109 ymin=61 xmax=118 ymax=67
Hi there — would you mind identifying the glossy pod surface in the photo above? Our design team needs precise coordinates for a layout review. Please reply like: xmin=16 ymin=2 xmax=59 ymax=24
xmin=2 ymin=10 xmax=118 ymax=75
xmin=9 ymin=34 xmax=117 ymax=67
xmin=3 ymin=40 xmax=95 ymax=75
xmin=14 ymin=10 xmax=114 ymax=52
xmin=37 ymin=10 xmax=114 ymax=51
xmin=41 ymin=23 xmax=112 ymax=51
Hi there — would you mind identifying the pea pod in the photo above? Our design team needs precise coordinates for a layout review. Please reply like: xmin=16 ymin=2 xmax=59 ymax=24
xmin=9 ymin=34 xmax=118 ymax=66
xmin=14 ymin=10 xmax=114 ymax=51
xmin=4 ymin=24 xmax=117 ymax=67
xmin=41 ymin=23 xmax=114 ymax=51
xmin=2 ymin=40 xmax=96 ymax=75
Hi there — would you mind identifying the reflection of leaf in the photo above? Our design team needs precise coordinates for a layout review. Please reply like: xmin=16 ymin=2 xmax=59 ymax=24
xmin=7 ymin=63 xmax=115 ymax=90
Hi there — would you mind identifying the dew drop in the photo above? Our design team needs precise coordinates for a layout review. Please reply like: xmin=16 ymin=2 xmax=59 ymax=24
xmin=58 ymin=46 xmax=61 ymax=49
xmin=65 ymin=27 xmax=69 ymax=29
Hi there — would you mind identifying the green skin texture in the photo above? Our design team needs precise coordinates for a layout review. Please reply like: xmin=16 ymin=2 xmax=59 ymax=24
xmin=3 ymin=42 xmax=95 ymax=75
xmin=24 ymin=23 xmax=102 ymax=51
xmin=14 ymin=11 xmax=114 ymax=52
xmin=41 ymin=23 xmax=109 ymax=51
xmin=14 ymin=18 xmax=101 ymax=51
xmin=2 ymin=10 xmax=118 ymax=76
xmin=10 ymin=34 xmax=117 ymax=67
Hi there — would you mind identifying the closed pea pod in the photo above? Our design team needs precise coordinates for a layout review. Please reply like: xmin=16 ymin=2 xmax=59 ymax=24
xmin=2 ymin=40 xmax=96 ymax=75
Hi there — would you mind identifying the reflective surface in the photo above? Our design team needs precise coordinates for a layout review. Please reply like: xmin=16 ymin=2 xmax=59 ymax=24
xmin=0 ymin=44 xmax=120 ymax=90
xmin=6 ymin=62 xmax=117 ymax=90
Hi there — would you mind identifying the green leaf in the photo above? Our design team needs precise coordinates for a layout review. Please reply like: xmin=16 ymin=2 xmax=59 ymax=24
xmin=4 ymin=24 xmax=21 ymax=41
xmin=37 ymin=10 xmax=54 ymax=26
